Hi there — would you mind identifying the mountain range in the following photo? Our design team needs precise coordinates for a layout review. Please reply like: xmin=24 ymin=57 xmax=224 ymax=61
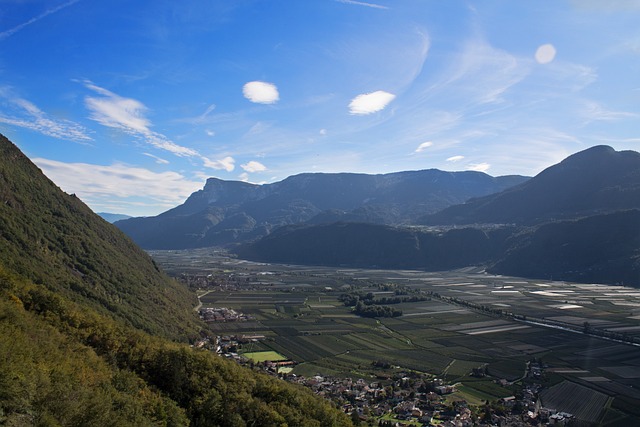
xmin=237 ymin=146 xmax=640 ymax=287
xmin=116 ymin=170 xmax=527 ymax=249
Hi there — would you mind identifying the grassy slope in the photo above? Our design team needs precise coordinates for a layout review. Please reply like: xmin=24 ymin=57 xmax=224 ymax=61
xmin=0 ymin=134 xmax=352 ymax=426
xmin=0 ymin=134 xmax=200 ymax=340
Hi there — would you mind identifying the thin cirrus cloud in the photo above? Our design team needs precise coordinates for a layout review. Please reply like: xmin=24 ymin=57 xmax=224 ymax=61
xmin=0 ymin=90 xmax=92 ymax=142
xmin=0 ymin=0 xmax=81 ymax=41
xmin=143 ymin=152 xmax=170 ymax=165
xmin=83 ymin=81 xmax=199 ymax=157
xmin=241 ymin=160 xmax=267 ymax=173
xmin=242 ymin=81 xmax=280 ymax=104
xmin=446 ymin=155 xmax=465 ymax=162
xmin=335 ymin=0 xmax=389 ymax=10
xmin=348 ymin=90 xmax=396 ymax=115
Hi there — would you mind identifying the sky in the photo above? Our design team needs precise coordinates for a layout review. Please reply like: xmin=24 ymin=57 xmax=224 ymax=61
xmin=1 ymin=0 xmax=639 ymax=217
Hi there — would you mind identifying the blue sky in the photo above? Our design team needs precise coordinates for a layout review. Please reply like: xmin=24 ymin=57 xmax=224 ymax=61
xmin=1 ymin=0 xmax=639 ymax=216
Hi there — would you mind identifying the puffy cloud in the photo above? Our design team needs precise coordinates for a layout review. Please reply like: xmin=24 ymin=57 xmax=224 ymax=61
xmin=349 ymin=90 xmax=396 ymax=115
xmin=242 ymin=81 xmax=280 ymax=104
xmin=535 ymin=44 xmax=557 ymax=64
xmin=467 ymin=162 xmax=491 ymax=172
xmin=203 ymin=156 xmax=235 ymax=172
xmin=238 ymin=172 xmax=249 ymax=182
xmin=446 ymin=155 xmax=465 ymax=162
xmin=241 ymin=160 xmax=267 ymax=173
xmin=414 ymin=141 xmax=433 ymax=153
xmin=83 ymin=81 xmax=199 ymax=157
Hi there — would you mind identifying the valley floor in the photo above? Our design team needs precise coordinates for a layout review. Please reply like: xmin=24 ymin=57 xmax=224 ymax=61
xmin=152 ymin=249 xmax=640 ymax=426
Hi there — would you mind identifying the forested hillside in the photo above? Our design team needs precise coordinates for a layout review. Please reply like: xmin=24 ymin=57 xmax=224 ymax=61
xmin=0 ymin=134 xmax=351 ymax=426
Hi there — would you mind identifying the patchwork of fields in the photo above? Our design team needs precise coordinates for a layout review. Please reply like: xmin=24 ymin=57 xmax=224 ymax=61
xmin=152 ymin=249 xmax=640 ymax=424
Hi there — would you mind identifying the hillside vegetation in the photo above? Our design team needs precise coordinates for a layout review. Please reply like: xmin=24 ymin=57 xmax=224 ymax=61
xmin=0 ymin=134 xmax=351 ymax=426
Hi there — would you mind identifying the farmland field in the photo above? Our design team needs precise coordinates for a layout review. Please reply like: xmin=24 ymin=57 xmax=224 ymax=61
xmin=151 ymin=248 xmax=640 ymax=422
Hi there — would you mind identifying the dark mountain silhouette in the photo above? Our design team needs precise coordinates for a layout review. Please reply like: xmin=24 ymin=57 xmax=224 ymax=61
xmin=238 ymin=146 xmax=640 ymax=287
xmin=116 ymin=170 xmax=527 ymax=249
xmin=236 ymin=222 xmax=512 ymax=271
xmin=420 ymin=145 xmax=640 ymax=225
xmin=489 ymin=210 xmax=640 ymax=286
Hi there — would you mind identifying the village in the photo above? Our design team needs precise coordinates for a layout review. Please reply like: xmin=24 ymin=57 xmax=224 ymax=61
xmin=194 ymin=326 xmax=574 ymax=427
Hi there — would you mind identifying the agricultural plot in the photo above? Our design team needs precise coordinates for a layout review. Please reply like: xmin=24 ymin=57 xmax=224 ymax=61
xmin=540 ymin=381 xmax=610 ymax=424
xmin=153 ymin=249 xmax=640 ymax=415
xmin=242 ymin=351 xmax=288 ymax=363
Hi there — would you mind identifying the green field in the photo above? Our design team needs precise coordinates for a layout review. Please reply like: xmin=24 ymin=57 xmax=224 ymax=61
xmin=152 ymin=249 xmax=640 ymax=419
xmin=242 ymin=350 xmax=288 ymax=363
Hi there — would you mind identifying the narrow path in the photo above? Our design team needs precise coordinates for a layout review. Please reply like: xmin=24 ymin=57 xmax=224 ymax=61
xmin=194 ymin=290 xmax=212 ymax=312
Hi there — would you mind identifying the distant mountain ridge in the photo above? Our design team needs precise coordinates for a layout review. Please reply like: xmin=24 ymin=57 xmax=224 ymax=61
xmin=238 ymin=146 xmax=640 ymax=287
xmin=116 ymin=170 xmax=528 ymax=249
xmin=420 ymin=145 xmax=640 ymax=225
xmin=98 ymin=212 xmax=132 ymax=223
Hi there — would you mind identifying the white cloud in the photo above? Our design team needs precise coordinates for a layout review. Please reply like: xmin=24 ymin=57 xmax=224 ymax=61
xmin=349 ymin=90 xmax=396 ymax=115
xmin=33 ymin=157 xmax=203 ymax=215
xmin=238 ymin=172 xmax=249 ymax=182
xmin=582 ymin=101 xmax=638 ymax=121
xmin=143 ymin=152 xmax=170 ymax=164
xmin=203 ymin=156 xmax=235 ymax=172
xmin=319 ymin=128 xmax=327 ymax=136
xmin=241 ymin=160 xmax=267 ymax=173
xmin=535 ymin=44 xmax=557 ymax=64
xmin=83 ymin=81 xmax=199 ymax=157
xmin=242 ymin=81 xmax=279 ymax=104
xmin=0 ymin=90 xmax=92 ymax=142
xmin=414 ymin=141 xmax=433 ymax=153
xmin=446 ymin=155 xmax=465 ymax=162
xmin=335 ymin=0 xmax=388 ymax=10
xmin=467 ymin=162 xmax=491 ymax=172
xmin=205 ymin=129 xmax=216 ymax=137
xmin=0 ymin=0 xmax=81 ymax=41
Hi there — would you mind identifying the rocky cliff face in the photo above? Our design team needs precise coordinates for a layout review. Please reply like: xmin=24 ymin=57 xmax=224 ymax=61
xmin=116 ymin=169 xmax=528 ymax=249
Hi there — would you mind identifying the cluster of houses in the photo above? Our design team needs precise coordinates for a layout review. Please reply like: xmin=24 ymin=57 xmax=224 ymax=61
xmin=194 ymin=331 xmax=577 ymax=426
xmin=199 ymin=307 xmax=252 ymax=323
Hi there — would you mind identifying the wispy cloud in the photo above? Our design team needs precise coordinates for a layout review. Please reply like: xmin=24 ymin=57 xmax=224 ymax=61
xmin=467 ymin=162 xmax=490 ymax=172
xmin=241 ymin=160 xmax=267 ymax=173
xmin=446 ymin=155 xmax=464 ymax=162
xmin=33 ymin=157 xmax=203 ymax=215
xmin=83 ymin=81 xmax=199 ymax=157
xmin=335 ymin=0 xmax=388 ymax=10
xmin=0 ymin=0 xmax=81 ymax=41
xmin=243 ymin=81 xmax=279 ymax=104
xmin=582 ymin=100 xmax=638 ymax=121
xmin=0 ymin=89 xmax=92 ymax=142
xmin=349 ymin=90 xmax=396 ymax=115
xmin=143 ymin=152 xmax=170 ymax=164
